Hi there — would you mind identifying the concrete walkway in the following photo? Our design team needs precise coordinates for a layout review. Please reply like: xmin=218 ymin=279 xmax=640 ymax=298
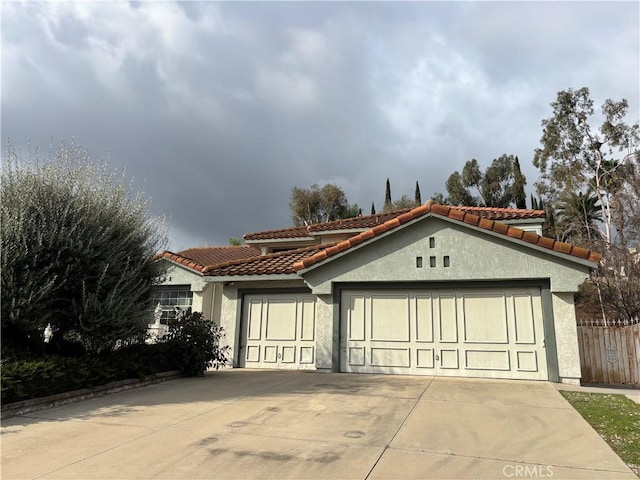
xmin=1 ymin=370 xmax=636 ymax=479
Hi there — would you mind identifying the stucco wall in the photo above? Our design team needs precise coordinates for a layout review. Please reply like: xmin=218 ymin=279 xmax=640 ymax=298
xmin=552 ymin=292 xmax=582 ymax=384
xmin=314 ymin=294 xmax=334 ymax=371
xmin=159 ymin=262 xmax=208 ymax=291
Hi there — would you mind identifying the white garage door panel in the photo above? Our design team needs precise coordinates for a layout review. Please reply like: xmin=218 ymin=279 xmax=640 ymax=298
xmin=341 ymin=288 xmax=548 ymax=380
xmin=241 ymin=293 xmax=316 ymax=370
xmin=370 ymin=295 xmax=410 ymax=342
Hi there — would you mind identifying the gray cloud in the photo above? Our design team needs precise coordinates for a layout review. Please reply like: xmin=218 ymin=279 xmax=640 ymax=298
xmin=3 ymin=1 xmax=638 ymax=250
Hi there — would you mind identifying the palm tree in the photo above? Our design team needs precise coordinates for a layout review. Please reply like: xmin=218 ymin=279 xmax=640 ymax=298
xmin=556 ymin=190 xmax=602 ymax=245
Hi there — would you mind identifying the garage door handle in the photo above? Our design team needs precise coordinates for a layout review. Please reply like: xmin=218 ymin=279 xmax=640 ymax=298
xmin=435 ymin=354 xmax=440 ymax=361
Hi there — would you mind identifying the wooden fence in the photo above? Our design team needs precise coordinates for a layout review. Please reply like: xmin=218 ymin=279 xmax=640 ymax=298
xmin=576 ymin=319 xmax=640 ymax=387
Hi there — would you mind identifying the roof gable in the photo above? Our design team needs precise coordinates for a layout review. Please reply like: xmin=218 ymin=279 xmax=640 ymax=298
xmin=293 ymin=201 xmax=601 ymax=272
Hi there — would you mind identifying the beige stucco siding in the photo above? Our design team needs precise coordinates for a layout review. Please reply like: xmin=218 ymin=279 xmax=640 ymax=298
xmin=159 ymin=262 xmax=208 ymax=291
xmin=302 ymin=218 xmax=591 ymax=295
xmin=552 ymin=292 xmax=582 ymax=384
xmin=314 ymin=295 xmax=334 ymax=371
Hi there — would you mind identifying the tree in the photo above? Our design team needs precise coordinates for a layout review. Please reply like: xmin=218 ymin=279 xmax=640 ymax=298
xmin=344 ymin=203 xmax=361 ymax=219
xmin=1 ymin=141 xmax=167 ymax=358
xmin=431 ymin=192 xmax=447 ymax=204
xmin=533 ymin=87 xmax=639 ymax=245
xmin=530 ymin=194 xmax=538 ymax=210
xmin=387 ymin=195 xmax=416 ymax=210
xmin=461 ymin=159 xmax=483 ymax=203
xmin=533 ymin=87 xmax=640 ymax=322
xmin=445 ymin=171 xmax=477 ymax=206
xmin=228 ymin=237 xmax=243 ymax=246
xmin=370 ymin=202 xmax=376 ymax=215
xmin=483 ymin=155 xmax=522 ymax=207
xmin=556 ymin=190 xmax=602 ymax=245
xmin=290 ymin=183 xmax=355 ymax=226
xmin=384 ymin=178 xmax=392 ymax=211
xmin=414 ymin=181 xmax=422 ymax=205
xmin=444 ymin=155 xmax=526 ymax=207
xmin=512 ymin=156 xmax=527 ymax=209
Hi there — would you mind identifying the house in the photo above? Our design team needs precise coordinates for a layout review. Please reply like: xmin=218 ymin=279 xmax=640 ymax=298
xmin=153 ymin=201 xmax=601 ymax=385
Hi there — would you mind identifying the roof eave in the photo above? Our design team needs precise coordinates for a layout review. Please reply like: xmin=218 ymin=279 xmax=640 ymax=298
xmin=500 ymin=218 xmax=545 ymax=225
xmin=203 ymin=273 xmax=301 ymax=282
xmin=244 ymin=237 xmax=316 ymax=244
xmin=154 ymin=256 xmax=205 ymax=275
xmin=311 ymin=228 xmax=368 ymax=236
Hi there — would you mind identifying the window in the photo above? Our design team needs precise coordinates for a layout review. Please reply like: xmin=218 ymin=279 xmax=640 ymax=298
xmin=151 ymin=287 xmax=193 ymax=325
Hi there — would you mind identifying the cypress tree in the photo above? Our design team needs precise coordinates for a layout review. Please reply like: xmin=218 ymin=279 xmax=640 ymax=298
xmin=370 ymin=202 xmax=376 ymax=215
xmin=414 ymin=181 xmax=422 ymax=205
xmin=512 ymin=156 xmax=527 ymax=209
xmin=384 ymin=178 xmax=392 ymax=211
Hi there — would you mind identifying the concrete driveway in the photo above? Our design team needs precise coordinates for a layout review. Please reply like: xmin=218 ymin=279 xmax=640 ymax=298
xmin=1 ymin=370 xmax=635 ymax=479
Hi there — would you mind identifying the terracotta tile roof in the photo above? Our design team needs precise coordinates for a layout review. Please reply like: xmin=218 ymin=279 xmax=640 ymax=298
xmin=244 ymin=206 xmax=544 ymax=240
xmin=202 ymin=245 xmax=332 ymax=276
xmin=450 ymin=206 xmax=545 ymax=220
xmin=155 ymin=245 xmax=262 ymax=273
xmin=293 ymin=201 xmax=601 ymax=271
xmin=243 ymin=225 xmax=313 ymax=241
xmin=306 ymin=209 xmax=414 ymax=232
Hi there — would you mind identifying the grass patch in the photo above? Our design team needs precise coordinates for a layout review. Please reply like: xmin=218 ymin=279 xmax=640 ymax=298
xmin=561 ymin=391 xmax=640 ymax=476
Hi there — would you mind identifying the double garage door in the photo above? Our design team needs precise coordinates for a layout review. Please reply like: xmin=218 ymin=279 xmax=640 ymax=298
xmin=241 ymin=287 xmax=548 ymax=380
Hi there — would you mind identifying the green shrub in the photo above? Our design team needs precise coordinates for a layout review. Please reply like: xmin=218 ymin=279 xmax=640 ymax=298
xmin=163 ymin=310 xmax=230 ymax=376
xmin=1 ymin=343 xmax=181 ymax=404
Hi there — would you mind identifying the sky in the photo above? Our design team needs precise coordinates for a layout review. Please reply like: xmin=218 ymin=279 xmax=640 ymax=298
xmin=2 ymin=1 xmax=639 ymax=251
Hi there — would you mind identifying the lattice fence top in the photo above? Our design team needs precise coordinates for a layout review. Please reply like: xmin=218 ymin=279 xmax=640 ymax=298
xmin=577 ymin=318 xmax=639 ymax=327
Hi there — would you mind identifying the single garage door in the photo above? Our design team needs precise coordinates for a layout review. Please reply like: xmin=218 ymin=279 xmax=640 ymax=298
xmin=341 ymin=287 xmax=548 ymax=380
xmin=240 ymin=293 xmax=316 ymax=370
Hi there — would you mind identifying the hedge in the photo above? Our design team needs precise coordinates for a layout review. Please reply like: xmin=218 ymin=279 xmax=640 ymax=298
xmin=1 ymin=342 xmax=179 ymax=404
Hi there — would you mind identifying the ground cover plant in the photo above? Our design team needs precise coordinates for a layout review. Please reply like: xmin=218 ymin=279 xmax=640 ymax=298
xmin=561 ymin=391 xmax=640 ymax=476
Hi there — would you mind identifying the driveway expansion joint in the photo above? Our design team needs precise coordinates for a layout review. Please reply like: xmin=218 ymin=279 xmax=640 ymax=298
xmin=364 ymin=376 xmax=435 ymax=480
